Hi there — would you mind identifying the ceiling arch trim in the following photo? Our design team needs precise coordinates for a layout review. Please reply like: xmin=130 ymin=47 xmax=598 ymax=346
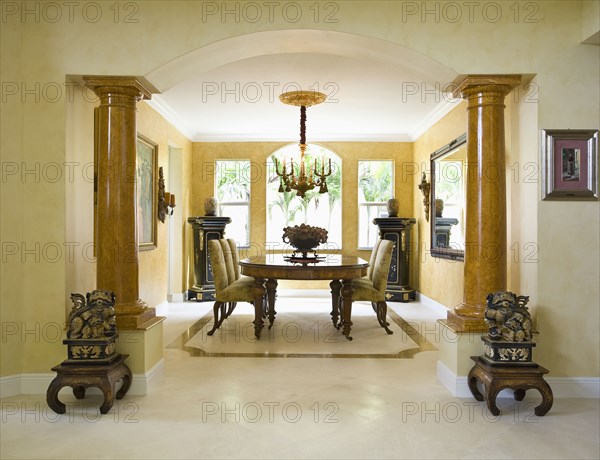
xmin=145 ymin=29 xmax=458 ymax=92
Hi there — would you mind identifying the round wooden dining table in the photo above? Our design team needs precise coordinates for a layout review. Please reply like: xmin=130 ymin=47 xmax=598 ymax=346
xmin=239 ymin=254 xmax=368 ymax=340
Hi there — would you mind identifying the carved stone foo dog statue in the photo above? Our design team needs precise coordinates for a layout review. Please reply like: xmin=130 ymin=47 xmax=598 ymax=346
xmin=484 ymin=291 xmax=533 ymax=342
xmin=64 ymin=290 xmax=118 ymax=362
xmin=68 ymin=290 xmax=117 ymax=339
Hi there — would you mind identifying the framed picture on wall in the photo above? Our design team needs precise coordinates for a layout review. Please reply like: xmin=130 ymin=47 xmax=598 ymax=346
xmin=136 ymin=134 xmax=158 ymax=250
xmin=541 ymin=129 xmax=598 ymax=200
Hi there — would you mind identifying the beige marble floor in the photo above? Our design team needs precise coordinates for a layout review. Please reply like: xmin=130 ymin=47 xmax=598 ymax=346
xmin=1 ymin=294 xmax=599 ymax=460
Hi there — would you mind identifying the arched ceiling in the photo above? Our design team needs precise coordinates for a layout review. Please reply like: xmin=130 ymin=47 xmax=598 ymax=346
xmin=145 ymin=30 xmax=461 ymax=142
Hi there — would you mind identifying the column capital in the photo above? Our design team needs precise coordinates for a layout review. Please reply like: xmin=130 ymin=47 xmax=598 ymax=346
xmin=452 ymin=74 xmax=522 ymax=99
xmin=82 ymin=76 xmax=158 ymax=100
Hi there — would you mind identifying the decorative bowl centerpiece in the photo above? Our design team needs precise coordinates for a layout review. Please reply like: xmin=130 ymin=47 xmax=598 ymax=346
xmin=282 ymin=224 xmax=328 ymax=259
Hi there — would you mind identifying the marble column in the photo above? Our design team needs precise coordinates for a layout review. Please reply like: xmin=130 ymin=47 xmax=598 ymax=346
xmin=84 ymin=76 xmax=157 ymax=329
xmin=447 ymin=75 xmax=521 ymax=332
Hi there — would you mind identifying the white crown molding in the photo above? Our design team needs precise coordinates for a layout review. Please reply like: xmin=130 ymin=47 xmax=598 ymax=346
xmin=192 ymin=132 xmax=414 ymax=143
xmin=410 ymin=99 xmax=462 ymax=142
xmin=145 ymin=96 xmax=196 ymax=141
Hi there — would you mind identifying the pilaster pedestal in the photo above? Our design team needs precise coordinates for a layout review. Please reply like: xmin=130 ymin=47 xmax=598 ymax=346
xmin=448 ymin=75 xmax=522 ymax=332
xmin=187 ymin=216 xmax=232 ymax=301
xmin=373 ymin=217 xmax=416 ymax=302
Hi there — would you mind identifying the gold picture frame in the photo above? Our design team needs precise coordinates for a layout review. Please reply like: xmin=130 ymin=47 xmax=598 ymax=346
xmin=136 ymin=134 xmax=158 ymax=250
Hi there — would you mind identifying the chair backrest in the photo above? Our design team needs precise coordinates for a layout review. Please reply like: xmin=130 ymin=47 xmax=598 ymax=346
xmin=219 ymin=239 xmax=236 ymax=284
xmin=225 ymin=239 xmax=241 ymax=280
xmin=208 ymin=239 xmax=230 ymax=295
xmin=366 ymin=239 xmax=382 ymax=280
xmin=371 ymin=239 xmax=394 ymax=292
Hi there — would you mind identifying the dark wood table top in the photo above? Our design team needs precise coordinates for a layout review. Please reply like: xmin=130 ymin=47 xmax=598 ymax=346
xmin=239 ymin=255 xmax=368 ymax=280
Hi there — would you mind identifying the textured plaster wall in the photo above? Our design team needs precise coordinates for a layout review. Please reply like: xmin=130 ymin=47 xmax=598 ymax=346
xmin=136 ymin=102 xmax=193 ymax=307
xmin=412 ymin=102 xmax=467 ymax=309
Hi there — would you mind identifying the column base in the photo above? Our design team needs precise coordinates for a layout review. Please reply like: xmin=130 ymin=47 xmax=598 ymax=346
xmin=116 ymin=307 xmax=157 ymax=330
xmin=448 ymin=301 xmax=489 ymax=332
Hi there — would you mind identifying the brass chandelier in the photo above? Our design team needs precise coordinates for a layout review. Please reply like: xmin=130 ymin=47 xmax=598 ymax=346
xmin=274 ymin=91 xmax=331 ymax=198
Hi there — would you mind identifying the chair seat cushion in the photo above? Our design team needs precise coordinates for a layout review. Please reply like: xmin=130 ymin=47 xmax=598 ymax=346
xmin=350 ymin=279 xmax=383 ymax=301
xmin=218 ymin=278 xmax=256 ymax=302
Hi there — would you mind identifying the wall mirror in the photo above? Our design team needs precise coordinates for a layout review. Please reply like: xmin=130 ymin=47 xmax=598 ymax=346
xmin=430 ymin=134 xmax=467 ymax=261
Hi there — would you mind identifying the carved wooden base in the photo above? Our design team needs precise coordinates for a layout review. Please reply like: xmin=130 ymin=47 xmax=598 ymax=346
xmin=46 ymin=354 xmax=132 ymax=415
xmin=187 ymin=287 xmax=216 ymax=302
xmin=468 ymin=356 xmax=553 ymax=416
xmin=385 ymin=288 xmax=416 ymax=302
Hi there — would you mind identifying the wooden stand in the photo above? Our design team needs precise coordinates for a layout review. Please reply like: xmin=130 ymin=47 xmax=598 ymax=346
xmin=468 ymin=356 xmax=553 ymax=416
xmin=46 ymin=354 xmax=132 ymax=415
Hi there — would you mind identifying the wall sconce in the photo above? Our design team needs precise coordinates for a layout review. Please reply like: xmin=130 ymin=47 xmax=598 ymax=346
xmin=158 ymin=167 xmax=176 ymax=223
xmin=418 ymin=172 xmax=431 ymax=222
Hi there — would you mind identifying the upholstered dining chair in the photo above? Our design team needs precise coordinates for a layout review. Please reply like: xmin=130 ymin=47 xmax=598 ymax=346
xmin=344 ymin=239 xmax=395 ymax=335
xmin=206 ymin=239 xmax=260 ymax=336
xmin=364 ymin=238 xmax=382 ymax=282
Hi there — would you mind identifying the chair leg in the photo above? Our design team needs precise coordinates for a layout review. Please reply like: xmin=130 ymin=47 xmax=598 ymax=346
xmin=376 ymin=301 xmax=393 ymax=334
xmin=207 ymin=301 xmax=227 ymax=336
xmin=226 ymin=302 xmax=236 ymax=317
xmin=336 ymin=296 xmax=343 ymax=329
xmin=373 ymin=301 xmax=389 ymax=326
xmin=262 ymin=293 xmax=268 ymax=318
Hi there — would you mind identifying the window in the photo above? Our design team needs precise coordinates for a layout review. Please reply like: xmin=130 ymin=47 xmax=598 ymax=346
xmin=266 ymin=144 xmax=342 ymax=249
xmin=215 ymin=160 xmax=250 ymax=247
xmin=358 ymin=160 xmax=394 ymax=248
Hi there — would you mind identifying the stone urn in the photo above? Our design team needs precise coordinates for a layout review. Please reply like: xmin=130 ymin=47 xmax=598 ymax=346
xmin=435 ymin=199 xmax=444 ymax=217
xmin=204 ymin=197 xmax=217 ymax=216
xmin=386 ymin=198 xmax=399 ymax=217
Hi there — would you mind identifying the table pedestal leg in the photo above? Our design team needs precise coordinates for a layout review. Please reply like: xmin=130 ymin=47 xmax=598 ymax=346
xmin=330 ymin=279 xmax=341 ymax=328
xmin=340 ymin=279 xmax=353 ymax=341
xmin=252 ymin=278 xmax=266 ymax=339
xmin=265 ymin=278 xmax=278 ymax=329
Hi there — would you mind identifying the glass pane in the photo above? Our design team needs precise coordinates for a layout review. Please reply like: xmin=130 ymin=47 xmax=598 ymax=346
xmin=358 ymin=160 xmax=393 ymax=248
xmin=358 ymin=160 xmax=393 ymax=203
xmin=266 ymin=144 xmax=342 ymax=250
xmin=358 ymin=204 xmax=388 ymax=248
xmin=215 ymin=160 xmax=250 ymax=203
xmin=219 ymin=204 xmax=249 ymax=247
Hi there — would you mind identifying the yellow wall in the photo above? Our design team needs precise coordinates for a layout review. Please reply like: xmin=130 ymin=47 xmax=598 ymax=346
xmin=136 ymin=102 xmax=194 ymax=306
xmin=1 ymin=1 xmax=598 ymax=379
xmin=412 ymin=102 xmax=467 ymax=308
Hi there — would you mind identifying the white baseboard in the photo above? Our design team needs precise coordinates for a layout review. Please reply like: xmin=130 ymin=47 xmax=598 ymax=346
xmin=416 ymin=292 xmax=450 ymax=317
xmin=437 ymin=360 xmax=600 ymax=398
xmin=129 ymin=358 xmax=165 ymax=395
xmin=168 ymin=292 xmax=186 ymax=303
xmin=437 ymin=360 xmax=472 ymax=398
xmin=0 ymin=359 xmax=165 ymax=398
xmin=0 ymin=375 xmax=21 ymax=398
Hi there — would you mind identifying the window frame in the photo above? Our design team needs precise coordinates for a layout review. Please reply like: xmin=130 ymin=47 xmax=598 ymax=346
xmin=357 ymin=159 xmax=395 ymax=250
xmin=265 ymin=143 xmax=343 ymax=251
xmin=214 ymin=159 xmax=251 ymax=248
